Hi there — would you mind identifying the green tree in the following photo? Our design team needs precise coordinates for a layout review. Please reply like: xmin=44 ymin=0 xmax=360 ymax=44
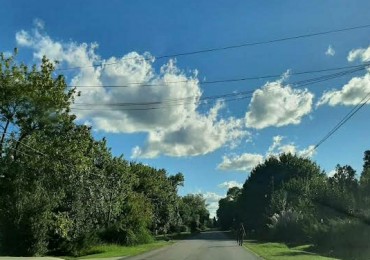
xmin=237 ymin=153 xmax=323 ymax=234
xmin=216 ymin=187 xmax=241 ymax=230
xmin=179 ymin=194 xmax=209 ymax=232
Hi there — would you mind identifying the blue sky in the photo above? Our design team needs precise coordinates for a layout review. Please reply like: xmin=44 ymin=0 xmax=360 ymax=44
xmin=1 ymin=0 xmax=370 ymax=216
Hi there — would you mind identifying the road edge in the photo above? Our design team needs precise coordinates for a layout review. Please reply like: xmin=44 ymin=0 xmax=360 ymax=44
xmin=243 ymin=243 xmax=265 ymax=260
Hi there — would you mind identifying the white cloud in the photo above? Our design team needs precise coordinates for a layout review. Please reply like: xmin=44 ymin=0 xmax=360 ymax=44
xmin=267 ymin=135 xmax=316 ymax=158
xmin=202 ymin=192 xmax=224 ymax=218
xmin=325 ymin=45 xmax=335 ymax=56
xmin=347 ymin=45 xmax=370 ymax=62
xmin=132 ymin=103 xmax=247 ymax=158
xmin=16 ymin=26 xmax=248 ymax=158
xmin=217 ymin=135 xmax=315 ymax=173
xmin=217 ymin=153 xmax=263 ymax=172
xmin=318 ymin=46 xmax=370 ymax=107
xmin=317 ymin=73 xmax=370 ymax=107
xmin=218 ymin=181 xmax=243 ymax=189
xmin=267 ymin=135 xmax=283 ymax=154
xmin=16 ymin=30 xmax=33 ymax=47
xmin=298 ymin=145 xmax=316 ymax=158
xmin=245 ymin=77 xmax=314 ymax=129
xmin=327 ymin=169 xmax=336 ymax=177
xmin=33 ymin=18 xmax=45 ymax=30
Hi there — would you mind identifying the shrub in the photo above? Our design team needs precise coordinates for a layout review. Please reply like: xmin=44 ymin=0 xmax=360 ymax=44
xmin=268 ymin=209 xmax=307 ymax=243
xmin=312 ymin=218 xmax=370 ymax=258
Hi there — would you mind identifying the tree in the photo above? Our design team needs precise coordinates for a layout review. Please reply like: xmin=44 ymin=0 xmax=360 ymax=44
xmin=0 ymin=51 xmax=75 ymax=159
xmin=216 ymin=187 xmax=241 ymax=230
xmin=179 ymin=194 xmax=209 ymax=232
xmin=237 ymin=153 xmax=323 ymax=234
xmin=330 ymin=164 xmax=357 ymax=191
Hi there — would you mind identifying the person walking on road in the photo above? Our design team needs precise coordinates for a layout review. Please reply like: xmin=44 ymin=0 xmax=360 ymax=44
xmin=237 ymin=223 xmax=245 ymax=246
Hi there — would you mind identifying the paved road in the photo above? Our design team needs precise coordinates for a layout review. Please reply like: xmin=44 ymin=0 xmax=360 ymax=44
xmin=126 ymin=231 xmax=261 ymax=260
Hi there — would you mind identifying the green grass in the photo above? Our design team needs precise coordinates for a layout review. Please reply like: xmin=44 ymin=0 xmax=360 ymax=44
xmin=244 ymin=240 xmax=339 ymax=260
xmin=64 ymin=241 xmax=170 ymax=259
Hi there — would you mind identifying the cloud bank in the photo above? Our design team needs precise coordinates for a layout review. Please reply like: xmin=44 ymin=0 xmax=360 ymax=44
xmin=16 ymin=25 xmax=248 ymax=158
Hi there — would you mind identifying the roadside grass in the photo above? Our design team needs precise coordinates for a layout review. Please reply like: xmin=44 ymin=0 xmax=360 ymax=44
xmin=62 ymin=241 xmax=171 ymax=259
xmin=61 ymin=232 xmax=193 ymax=259
xmin=244 ymin=240 xmax=339 ymax=260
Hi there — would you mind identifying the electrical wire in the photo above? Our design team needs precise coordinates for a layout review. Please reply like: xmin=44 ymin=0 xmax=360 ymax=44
xmin=71 ymin=65 xmax=369 ymax=111
xmin=302 ymin=93 xmax=370 ymax=157
xmin=67 ymin=63 xmax=370 ymax=88
xmin=52 ymin=24 xmax=370 ymax=72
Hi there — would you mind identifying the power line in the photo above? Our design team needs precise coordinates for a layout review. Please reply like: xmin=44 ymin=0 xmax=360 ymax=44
xmin=314 ymin=94 xmax=370 ymax=150
xmin=68 ymin=63 xmax=370 ymax=88
xmin=154 ymin=24 xmax=370 ymax=60
xmin=71 ymin=65 xmax=368 ymax=111
xmin=53 ymin=23 xmax=370 ymax=72
xmin=302 ymin=93 xmax=370 ymax=157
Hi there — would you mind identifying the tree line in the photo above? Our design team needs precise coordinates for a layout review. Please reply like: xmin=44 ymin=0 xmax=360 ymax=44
xmin=0 ymin=51 xmax=210 ymax=256
xmin=217 ymin=152 xmax=370 ymax=259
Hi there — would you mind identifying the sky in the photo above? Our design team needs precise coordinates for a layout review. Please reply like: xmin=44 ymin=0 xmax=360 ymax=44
xmin=1 ymin=0 xmax=370 ymax=217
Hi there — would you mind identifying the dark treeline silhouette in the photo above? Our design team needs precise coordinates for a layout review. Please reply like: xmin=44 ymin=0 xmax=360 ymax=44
xmin=0 ymin=51 xmax=211 ymax=256
xmin=217 ymin=152 xmax=370 ymax=259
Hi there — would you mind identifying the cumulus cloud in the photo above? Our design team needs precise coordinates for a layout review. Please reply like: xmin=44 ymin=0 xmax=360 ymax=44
xmin=202 ymin=192 xmax=224 ymax=218
xmin=347 ymin=45 xmax=370 ymax=62
xmin=217 ymin=153 xmax=263 ymax=172
xmin=267 ymin=135 xmax=283 ymax=154
xmin=317 ymin=74 xmax=370 ymax=107
xmin=218 ymin=181 xmax=243 ymax=189
xmin=132 ymin=105 xmax=246 ymax=158
xmin=16 ymin=30 xmax=33 ymax=47
xmin=217 ymin=136 xmax=315 ymax=173
xmin=245 ymin=76 xmax=314 ymax=129
xmin=267 ymin=135 xmax=316 ymax=158
xmin=318 ymin=46 xmax=370 ymax=107
xmin=325 ymin=45 xmax=335 ymax=56
xmin=16 ymin=25 xmax=248 ymax=158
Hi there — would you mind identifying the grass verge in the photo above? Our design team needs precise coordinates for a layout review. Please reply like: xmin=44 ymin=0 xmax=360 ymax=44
xmin=63 ymin=241 xmax=171 ymax=259
xmin=244 ymin=240 xmax=339 ymax=260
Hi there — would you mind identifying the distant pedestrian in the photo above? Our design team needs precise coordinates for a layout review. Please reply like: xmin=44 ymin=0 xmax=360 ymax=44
xmin=236 ymin=223 xmax=245 ymax=246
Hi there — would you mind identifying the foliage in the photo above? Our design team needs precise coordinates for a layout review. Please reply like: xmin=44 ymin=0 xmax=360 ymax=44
xmin=312 ymin=219 xmax=370 ymax=260
xmin=179 ymin=194 xmax=209 ymax=232
xmin=0 ymin=52 xmax=209 ymax=256
xmin=237 ymin=154 xmax=323 ymax=233
xmin=216 ymin=187 xmax=241 ymax=230
xmin=217 ymin=151 xmax=370 ymax=258
xmin=268 ymin=209 xmax=306 ymax=243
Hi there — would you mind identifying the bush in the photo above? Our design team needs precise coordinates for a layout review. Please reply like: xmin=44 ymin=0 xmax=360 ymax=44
xmin=179 ymin=225 xmax=189 ymax=233
xmin=312 ymin=218 xmax=370 ymax=258
xmin=100 ymin=225 xmax=153 ymax=246
xmin=268 ymin=209 xmax=308 ymax=243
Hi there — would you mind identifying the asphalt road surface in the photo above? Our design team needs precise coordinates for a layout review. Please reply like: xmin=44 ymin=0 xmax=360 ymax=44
xmin=127 ymin=231 xmax=261 ymax=260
